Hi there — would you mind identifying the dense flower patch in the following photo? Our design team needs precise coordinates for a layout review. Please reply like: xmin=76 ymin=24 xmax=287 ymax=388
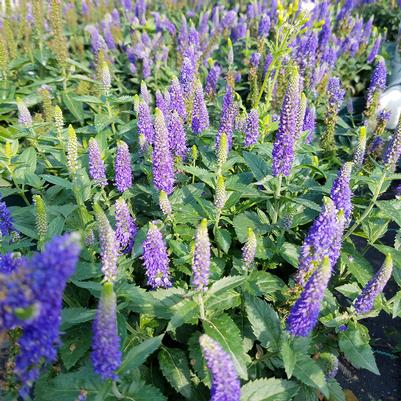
xmin=0 ymin=1 xmax=401 ymax=401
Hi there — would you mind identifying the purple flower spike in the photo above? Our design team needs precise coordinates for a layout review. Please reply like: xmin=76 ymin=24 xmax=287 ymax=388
xmin=242 ymin=227 xmax=257 ymax=269
xmin=115 ymin=141 xmax=132 ymax=193
xmin=153 ymin=108 xmax=175 ymax=194
xmin=383 ymin=118 xmax=401 ymax=171
xmin=95 ymin=205 xmax=118 ymax=283
xmin=142 ymin=223 xmax=172 ymax=289
xmin=244 ymin=109 xmax=259 ymax=147
xmin=327 ymin=77 xmax=345 ymax=111
xmin=168 ymin=110 xmax=187 ymax=159
xmin=137 ymin=99 xmax=154 ymax=145
xmin=192 ymin=219 xmax=210 ymax=292
xmin=272 ymin=67 xmax=300 ymax=177
xmin=258 ymin=14 xmax=270 ymax=38
xmin=205 ymin=64 xmax=221 ymax=98
xmin=91 ymin=282 xmax=122 ymax=380
xmin=249 ymin=52 xmax=261 ymax=69
xmin=17 ymin=98 xmax=32 ymax=128
xmin=179 ymin=57 xmax=196 ymax=101
xmin=88 ymin=138 xmax=107 ymax=187
xmin=303 ymin=106 xmax=316 ymax=144
xmin=330 ymin=162 xmax=353 ymax=222
xmin=216 ymin=85 xmax=238 ymax=150
xmin=156 ymin=89 xmax=169 ymax=120
xmin=15 ymin=234 xmax=81 ymax=396
xmin=287 ymin=256 xmax=331 ymax=337
xmin=0 ymin=194 xmax=16 ymax=237
xmin=192 ymin=80 xmax=209 ymax=134
xmin=199 ymin=334 xmax=240 ymax=401
xmin=115 ymin=198 xmax=137 ymax=254
xmin=354 ymin=254 xmax=393 ymax=314
xmin=169 ymin=76 xmax=187 ymax=121
xmin=366 ymin=56 xmax=386 ymax=116
xmin=295 ymin=198 xmax=345 ymax=286
xmin=367 ymin=35 xmax=382 ymax=64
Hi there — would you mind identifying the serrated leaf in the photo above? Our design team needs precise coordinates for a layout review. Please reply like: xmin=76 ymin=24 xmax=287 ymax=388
xmin=245 ymin=295 xmax=281 ymax=352
xmin=233 ymin=211 xmax=270 ymax=242
xmin=61 ymin=307 xmax=96 ymax=330
xmin=240 ymin=377 xmax=299 ymax=401
xmin=128 ymin=382 xmax=167 ymax=401
xmin=41 ymin=174 xmax=73 ymax=189
xmin=243 ymin=151 xmax=271 ymax=181
xmin=119 ymin=335 xmax=163 ymax=374
xmin=280 ymin=339 xmax=297 ymax=379
xmin=216 ymin=228 xmax=231 ymax=253
xmin=167 ymin=299 xmax=198 ymax=331
xmin=159 ymin=348 xmax=192 ymax=398
xmin=339 ymin=325 xmax=379 ymax=374
xmin=205 ymin=276 xmax=246 ymax=300
xmin=327 ymin=379 xmax=345 ymax=401
xmin=203 ymin=313 xmax=249 ymax=379
xmin=62 ymin=92 xmax=85 ymax=121
xmin=377 ymin=200 xmax=401 ymax=227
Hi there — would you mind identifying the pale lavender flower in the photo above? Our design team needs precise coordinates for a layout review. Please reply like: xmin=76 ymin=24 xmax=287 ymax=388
xmin=88 ymin=138 xmax=107 ymax=186
xmin=153 ymin=108 xmax=174 ymax=194
xmin=303 ymin=106 xmax=316 ymax=144
xmin=17 ymin=98 xmax=32 ymax=128
xmin=258 ymin=14 xmax=270 ymax=38
xmin=168 ymin=110 xmax=187 ymax=159
xmin=330 ymin=162 xmax=353 ymax=221
xmin=205 ymin=64 xmax=221 ymax=98
xmin=242 ymin=227 xmax=257 ymax=269
xmin=142 ymin=223 xmax=172 ymax=289
xmin=180 ymin=57 xmax=195 ymax=101
xmin=354 ymin=254 xmax=392 ymax=314
xmin=244 ymin=109 xmax=259 ymax=146
xmin=169 ymin=76 xmax=187 ymax=120
xmin=115 ymin=198 xmax=137 ymax=254
xmin=115 ymin=141 xmax=132 ymax=193
xmin=137 ymin=99 xmax=154 ymax=145
xmin=216 ymin=85 xmax=238 ymax=150
xmin=367 ymin=35 xmax=381 ymax=64
xmin=192 ymin=219 xmax=210 ymax=291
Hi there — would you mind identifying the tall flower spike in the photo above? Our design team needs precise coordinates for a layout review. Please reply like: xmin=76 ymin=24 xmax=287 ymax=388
xmin=115 ymin=198 xmax=137 ymax=254
xmin=179 ymin=57 xmax=195 ymax=101
xmin=0 ymin=194 xmax=15 ymax=237
xmin=205 ymin=64 xmax=221 ymax=98
xmin=383 ymin=116 xmax=401 ymax=172
xmin=101 ymin=61 xmax=111 ymax=96
xmin=192 ymin=219 xmax=210 ymax=292
xmin=353 ymin=126 xmax=367 ymax=168
xmin=244 ymin=109 xmax=259 ymax=147
xmin=217 ymin=132 xmax=229 ymax=171
xmin=33 ymin=195 xmax=47 ymax=245
xmin=88 ymin=138 xmax=107 ymax=186
xmin=95 ymin=204 xmax=118 ymax=283
xmin=199 ymin=334 xmax=240 ymax=401
xmin=67 ymin=125 xmax=79 ymax=176
xmin=54 ymin=105 xmax=64 ymax=140
xmin=216 ymin=85 xmax=238 ymax=150
xmin=365 ymin=56 xmax=386 ymax=120
xmin=153 ymin=108 xmax=175 ymax=195
xmin=159 ymin=190 xmax=172 ymax=217
xmin=367 ymin=34 xmax=381 ymax=64
xmin=192 ymin=80 xmax=209 ymax=134
xmin=168 ymin=110 xmax=188 ymax=159
xmin=287 ymin=256 xmax=331 ymax=337
xmin=17 ymin=97 xmax=32 ymax=128
xmin=114 ymin=141 xmax=132 ymax=193
xmin=272 ymin=66 xmax=300 ymax=177
xmin=15 ymin=234 xmax=81 ymax=397
xmin=296 ymin=93 xmax=307 ymax=139
xmin=137 ymin=99 xmax=155 ymax=145
xmin=354 ymin=254 xmax=393 ymax=315
xmin=242 ymin=227 xmax=257 ymax=269
xmin=142 ymin=223 xmax=172 ymax=289
xmin=303 ymin=105 xmax=316 ymax=144
xmin=295 ymin=198 xmax=345 ymax=286
xmin=169 ymin=76 xmax=187 ymax=121
xmin=91 ymin=282 xmax=122 ymax=380
xmin=140 ymin=80 xmax=152 ymax=105
xmin=330 ymin=162 xmax=353 ymax=222
xmin=321 ymin=77 xmax=345 ymax=153
xmin=214 ymin=175 xmax=226 ymax=210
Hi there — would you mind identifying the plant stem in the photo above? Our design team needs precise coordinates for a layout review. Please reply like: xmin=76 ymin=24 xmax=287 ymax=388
xmin=344 ymin=172 xmax=386 ymax=240
xmin=198 ymin=292 xmax=205 ymax=320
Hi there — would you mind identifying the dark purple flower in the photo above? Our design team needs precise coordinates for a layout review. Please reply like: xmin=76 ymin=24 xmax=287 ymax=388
xmin=263 ymin=53 xmax=273 ymax=80
xmin=153 ymin=108 xmax=174 ymax=194
xmin=258 ymin=14 xmax=270 ymax=38
xmin=199 ymin=334 xmax=240 ymax=401
xmin=115 ymin=198 xmax=137 ymax=254
xmin=367 ymin=35 xmax=382 ymax=64
xmin=142 ymin=223 xmax=172 ymax=289
xmin=366 ymin=56 xmax=386 ymax=115
xmin=249 ymin=52 xmax=261 ymax=69
xmin=179 ymin=57 xmax=196 ymax=101
xmin=192 ymin=81 xmax=209 ymax=134
xmin=168 ymin=110 xmax=187 ymax=159
xmin=287 ymin=256 xmax=331 ymax=336
xmin=115 ymin=141 xmax=132 ymax=193
xmin=295 ymin=198 xmax=345 ymax=286
xmin=156 ymin=89 xmax=169 ymax=120
xmin=303 ymin=106 xmax=316 ymax=144
xmin=192 ymin=219 xmax=210 ymax=291
xmin=244 ymin=109 xmax=259 ymax=147
xmin=330 ymin=162 xmax=353 ymax=221
xmin=15 ymin=234 xmax=81 ymax=396
xmin=272 ymin=67 xmax=300 ymax=177
xmin=354 ymin=254 xmax=392 ymax=314
xmin=91 ymin=282 xmax=122 ymax=380
xmin=216 ymin=86 xmax=238 ymax=150
xmin=88 ymin=138 xmax=107 ymax=186
xmin=0 ymin=194 xmax=15 ymax=237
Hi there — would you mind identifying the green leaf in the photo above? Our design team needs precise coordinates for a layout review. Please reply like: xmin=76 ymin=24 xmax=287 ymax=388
xmin=245 ymin=270 xmax=285 ymax=297
xmin=119 ymin=335 xmax=163 ymax=374
xmin=293 ymin=356 xmax=329 ymax=398
xmin=128 ymin=382 xmax=167 ymax=401
xmin=14 ymin=147 xmax=37 ymax=180
xmin=341 ymin=244 xmax=373 ymax=286
xmin=280 ymin=242 xmax=299 ymax=267
xmin=203 ymin=313 xmax=249 ymax=379
xmin=240 ymin=377 xmax=299 ymax=401
xmin=327 ymin=379 xmax=345 ymax=401
xmin=41 ymin=174 xmax=73 ymax=189
xmin=61 ymin=307 xmax=96 ymax=330
xmin=339 ymin=325 xmax=379 ymax=374
xmin=62 ymin=92 xmax=85 ymax=121
xmin=280 ymin=338 xmax=297 ymax=379
xmin=233 ymin=211 xmax=270 ymax=243
xmin=216 ymin=228 xmax=232 ymax=253
xmin=60 ymin=328 xmax=91 ymax=370
xmin=377 ymin=200 xmax=401 ymax=227
xmin=245 ymin=295 xmax=281 ymax=352
xmin=167 ymin=299 xmax=198 ymax=331
xmin=243 ymin=151 xmax=271 ymax=181
xmin=159 ymin=348 xmax=192 ymax=398
xmin=205 ymin=276 xmax=246 ymax=300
